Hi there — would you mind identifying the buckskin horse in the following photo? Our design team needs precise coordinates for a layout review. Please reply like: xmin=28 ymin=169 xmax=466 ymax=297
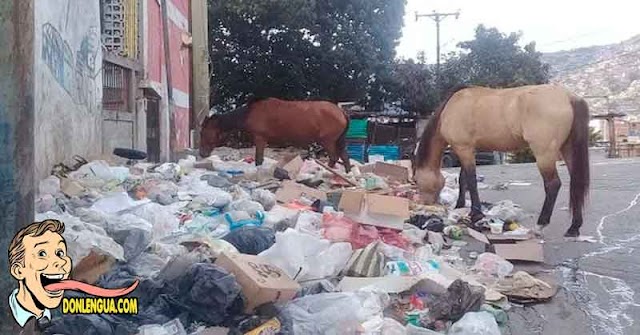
xmin=200 ymin=97 xmax=352 ymax=173
xmin=414 ymin=84 xmax=590 ymax=237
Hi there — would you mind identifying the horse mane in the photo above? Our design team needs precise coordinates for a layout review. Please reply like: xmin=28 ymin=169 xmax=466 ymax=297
xmin=415 ymin=85 xmax=470 ymax=168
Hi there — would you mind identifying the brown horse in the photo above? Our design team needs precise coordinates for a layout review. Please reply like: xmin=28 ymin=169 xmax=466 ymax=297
xmin=200 ymin=97 xmax=352 ymax=173
xmin=414 ymin=84 xmax=590 ymax=237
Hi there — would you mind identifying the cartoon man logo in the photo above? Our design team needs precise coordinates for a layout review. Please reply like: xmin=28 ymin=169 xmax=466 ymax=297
xmin=8 ymin=219 xmax=138 ymax=328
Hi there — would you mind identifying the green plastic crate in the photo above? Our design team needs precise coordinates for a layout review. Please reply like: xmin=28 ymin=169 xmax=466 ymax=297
xmin=346 ymin=119 xmax=368 ymax=139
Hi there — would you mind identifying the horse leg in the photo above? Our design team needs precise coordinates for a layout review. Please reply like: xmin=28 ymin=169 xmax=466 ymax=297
xmin=454 ymin=147 xmax=484 ymax=222
xmin=323 ymin=142 xmax=339 ymax=168
xmin=455 ymin=168 xmax=468 ymax=209
xmin=254 ymin=136 xmax=267 ymax=166
xmin=535 ymin=158 xmax=561 ymax=230
xmin=561 ymin=145 xmax=583 ymax=237
xmin=339 ymin=147 xmax=352 ymax=173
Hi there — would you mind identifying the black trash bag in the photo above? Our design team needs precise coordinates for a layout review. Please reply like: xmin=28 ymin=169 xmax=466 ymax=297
xmin=43 ymin=314 xmax=115 ymax=335
xmin=428 ymin=279 xmax=485 ymax=323
xmin=409 ymin=214 xmax=445 ymax=232
xmin=222 ymin=226 xmax=276 ymax=255
xmin=176 ymin=263 xmax=246 ymax=325
xmin=273 ymin=167 xmax=291 ymax=180
xmin=110 ymin=227 xmax=152 ymax=260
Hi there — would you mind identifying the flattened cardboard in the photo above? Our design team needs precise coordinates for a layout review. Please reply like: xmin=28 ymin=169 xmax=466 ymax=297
xmin=359 ymin=162 xmax=409 ymax=182
xmin=338 ymin=191 xmax=409 ymax=230
xmin=487 ymin=232 xmax=533 ymax=241
xmin=215 ymin=253 xmax=300 ymax=313
xmin=395 ymin=160 xmax=414 ymax=178
xmin=275 ymin=180 xmax=327 ymax=204
xmin=282 ymin=155 xmax=304 ymax=178
xmin=71 ymin=251 xmax=116 ymax=285
xmin=494 ymin=239 xmax=544 ymax=262
xmin=60 ymin=178 xmax=85 ymax=197
xmin=467 ymin=228 xmax=490 ymax=244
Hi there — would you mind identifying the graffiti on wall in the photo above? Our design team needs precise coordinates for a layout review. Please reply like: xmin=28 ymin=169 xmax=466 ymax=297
xmin=41 ymin=23 xmax=100 ymax=110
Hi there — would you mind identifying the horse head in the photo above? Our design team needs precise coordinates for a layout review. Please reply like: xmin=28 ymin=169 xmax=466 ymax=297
xmin=414 ymin=165 xmax=445 ymax=205
xmin=199 ymin=115 xmax=223 ymax=157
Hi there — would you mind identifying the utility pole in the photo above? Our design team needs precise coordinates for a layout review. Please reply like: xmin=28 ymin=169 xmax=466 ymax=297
xmin=415 ymin=10 xmax=460 ymax=75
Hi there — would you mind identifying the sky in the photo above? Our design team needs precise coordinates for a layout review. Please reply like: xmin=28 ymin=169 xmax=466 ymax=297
xmin=397 ymin=0 xmax=640 ymax=61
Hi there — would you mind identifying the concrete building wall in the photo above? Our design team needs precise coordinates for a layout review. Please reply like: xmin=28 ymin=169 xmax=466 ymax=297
xmin=34 ymin=0 xmax=103 ymax=179
xmin=145 ymin=0 xmax=191 ymax=159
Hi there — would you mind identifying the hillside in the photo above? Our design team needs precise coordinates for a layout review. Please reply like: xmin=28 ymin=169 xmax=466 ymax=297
xmin=543 ymin=35 xmax=640 ymax=115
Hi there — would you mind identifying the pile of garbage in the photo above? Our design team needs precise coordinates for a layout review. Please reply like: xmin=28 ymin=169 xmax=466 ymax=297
xmin=35 ymin=147 xmax=557 ymax=335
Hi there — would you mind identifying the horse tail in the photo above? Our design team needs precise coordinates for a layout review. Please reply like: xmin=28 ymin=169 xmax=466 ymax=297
xmin=567 ymin=96 xmax=591 ymax=216
xmin=336 ymin=106 xmax=350 ymax=154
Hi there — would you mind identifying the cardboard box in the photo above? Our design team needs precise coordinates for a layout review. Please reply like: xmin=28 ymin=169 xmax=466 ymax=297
xmin=359 ymin=162 xmax=409 ymax=183
xmin=71 ymin=251 xmax=116 ymax=285
xmin=275 ymin=180 xmax=327 ymax=204
xmin=282 ymin=155 xmax=304 ymax=178
xmin=338 ymin=191 xmax=409 ymax=230
xmin=215 ymin=253 xmax=301 ymax=312
xmin=494 ymin=239 xmax=544 ymax=262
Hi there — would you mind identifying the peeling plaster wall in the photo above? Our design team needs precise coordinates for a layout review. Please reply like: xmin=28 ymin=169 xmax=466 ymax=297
xmin=34 ymin=0 xmax=103 ymax=179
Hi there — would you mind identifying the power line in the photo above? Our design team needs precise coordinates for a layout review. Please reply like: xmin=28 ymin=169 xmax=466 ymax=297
xmin=415 ymin=10 xmax=460 ymax=75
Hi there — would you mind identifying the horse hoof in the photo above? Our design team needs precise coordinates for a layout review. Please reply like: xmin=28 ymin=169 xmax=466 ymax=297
xmin=564 ymin=228 xmax=580 ymax=238
xmin=454 ymin=203 xmax=466 ymax=209
xmin=533 ymin=225 xmax=545 ymax=239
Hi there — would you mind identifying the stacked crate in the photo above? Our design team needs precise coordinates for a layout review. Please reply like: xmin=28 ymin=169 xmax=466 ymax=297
xmin=345 ymin=119 xmax=368 ymax=162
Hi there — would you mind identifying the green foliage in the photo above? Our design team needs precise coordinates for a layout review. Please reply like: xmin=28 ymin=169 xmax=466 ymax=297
xmin=508 ymin=147 xmax=536 ymax=164
xmin=389 ymin=59 xmax=439 ymax=114
xmin=208 ymin=0 xmax=406 ymax=110
xmin=389 ymin=25 xmax=551 ymax=116
xmin=451 ymin=25 xmax=550 ymax=88
xmin=589 ymin=126 xmax=603 ymax=146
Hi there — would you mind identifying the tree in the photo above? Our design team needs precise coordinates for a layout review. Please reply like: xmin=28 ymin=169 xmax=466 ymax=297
xmin=439 ymin=25 xmax=550 ymax=91
xmin=390 ymin=25 xmax=551 ymax=116
xmin=389 ymin=58 xmax=439 ymax=114
xmin=208 ymin=0 xmax=406 ymax=111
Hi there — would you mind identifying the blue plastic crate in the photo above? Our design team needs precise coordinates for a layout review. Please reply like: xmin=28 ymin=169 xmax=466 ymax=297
xmin=368 ymin=145 xmax=400 ymax=161
xmin=346 ymin=143 xmax=366 ymax=163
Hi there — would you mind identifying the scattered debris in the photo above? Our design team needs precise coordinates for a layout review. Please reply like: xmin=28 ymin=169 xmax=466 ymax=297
xmin=34 ymin=148 xmax=559 ymax=334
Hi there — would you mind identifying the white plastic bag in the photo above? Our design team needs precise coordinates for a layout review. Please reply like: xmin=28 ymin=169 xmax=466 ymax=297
xmin=279 ymin=291 xmax=389 ymax=335
xmin=486 ymin=200 xmax=527 ymax=222
xmin=473 ymin=252 xmax=514 ymax=279
xmin=227 ymin=199 xmax=264 ymax=217
xmin=439 ymin=186 xmax=458 ymax=206
xmin=77 ymin=160 xmax=117 ymax=181
xmin=190 ymin=188 xmax=233 ymax=208
xmin=251 ymin=188 xmax=276 ymax=211
xmin=155 ymin=163 xmax=182 ymax=180
xmin=178 ymin=155 xmax=197 ymax=174
xmin=259 ymin=228 xmax=352 ymax=282
xmin=39 ymin=176 xmax=61 ymax=195
xmin=448 ymin=311 xmax=500 ymax=335
xmin=90 ymin=192 xmax=151 ymax=214
xmin=264 ymin=205 xmax=301 ymax=231
xmin=132 ymin=203 xmax=180 ymax=240
xmin=295 ymin=210 xmax=323 ymax=237
xmin=36 ymin=211 xmax=125 ymax=262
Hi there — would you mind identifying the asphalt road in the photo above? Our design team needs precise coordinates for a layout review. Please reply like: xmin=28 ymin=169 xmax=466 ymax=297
xmin=449 ymin=149 xmax=640 ymax=335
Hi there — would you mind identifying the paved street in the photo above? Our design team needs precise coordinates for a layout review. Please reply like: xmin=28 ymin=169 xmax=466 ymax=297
xmin=448 ymin=149 xmax=640 ymax=335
